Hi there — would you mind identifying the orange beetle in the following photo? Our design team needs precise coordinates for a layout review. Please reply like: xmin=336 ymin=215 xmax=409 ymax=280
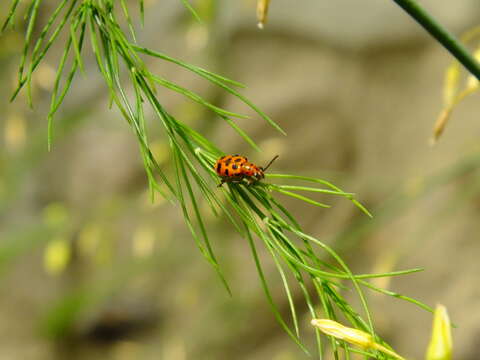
xmin=214 ymin=154 xmax=279 ymax=187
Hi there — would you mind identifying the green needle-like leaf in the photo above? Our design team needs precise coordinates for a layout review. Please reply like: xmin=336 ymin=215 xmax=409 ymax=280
xmin=179 ymin=0 xmax=202 ymax=23
xmin=1 ymin=0 xmax=21 ymax=32
xmin=273 ymin=188 xmax=331 ymax=208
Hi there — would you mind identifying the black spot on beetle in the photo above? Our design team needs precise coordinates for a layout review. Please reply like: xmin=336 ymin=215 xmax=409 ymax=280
xmin=225 ymin=168 xmax=229 ymax=176
xmin=234 ymin=158 xmax=243 ymax=163
xmin=216 ymin=163 xmax=221 ymax=172
xmin=232 ymin=164 xmax=238 ymax=170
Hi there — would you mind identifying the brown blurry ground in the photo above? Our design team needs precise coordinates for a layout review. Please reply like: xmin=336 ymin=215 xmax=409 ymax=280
xmin=1 ymin=1 xmax=480 ymax=359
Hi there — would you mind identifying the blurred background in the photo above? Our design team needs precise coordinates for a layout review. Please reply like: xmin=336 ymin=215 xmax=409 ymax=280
xmin=1 ymin=0 xmax=480 ymax=359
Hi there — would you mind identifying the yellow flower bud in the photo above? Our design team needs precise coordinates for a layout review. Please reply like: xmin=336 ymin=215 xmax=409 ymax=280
xmin=44 ymin=237 xmax=71 ymax=275
xmin=256 ymin=0 xmax=271 ymax=29
xmin=311 ymin=319 xmax=405 ymax=360
xmin=426 ymin=304 xmax=452 ymax=360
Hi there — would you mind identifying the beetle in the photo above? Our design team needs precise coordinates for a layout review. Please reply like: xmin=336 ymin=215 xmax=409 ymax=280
xmin=214 ymin=154 xmax=279 ymax=187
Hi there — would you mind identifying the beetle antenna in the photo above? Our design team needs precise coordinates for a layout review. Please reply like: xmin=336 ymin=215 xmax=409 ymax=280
xmin=263 ymin=155 xmax=279 ymax=171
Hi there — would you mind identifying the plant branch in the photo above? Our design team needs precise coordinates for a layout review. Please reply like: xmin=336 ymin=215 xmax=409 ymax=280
xmin=392 ymin=0 xmax=480 ymax=80
xmin=1 ymin=2 xmax=433 ymax=356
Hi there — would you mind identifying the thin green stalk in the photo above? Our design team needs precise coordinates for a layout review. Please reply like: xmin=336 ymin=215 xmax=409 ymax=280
xmin=1 ymin=0 xmax=21 ymax=31
xmin=392 ymin=0 xmax=480 ymax=80
xmin=241 ymin=215 xmax=309 ymax=354
xmin=19 ymin=0 xmax=42 ymax=107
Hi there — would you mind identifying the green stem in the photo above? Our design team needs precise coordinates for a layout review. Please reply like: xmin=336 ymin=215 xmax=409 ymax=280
xmin=392 ymin=0 xmax=480 ymax=80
